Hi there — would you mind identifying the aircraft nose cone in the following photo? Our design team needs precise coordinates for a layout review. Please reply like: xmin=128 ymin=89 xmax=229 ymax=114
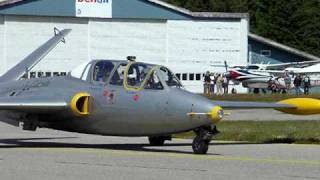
xmin=170 ymin=89 xmax=224 ymax=127
xmin=189 ymin=99 xmax=224 ymax=124
xmin=208 ymin=106 xmax=224 ymax=123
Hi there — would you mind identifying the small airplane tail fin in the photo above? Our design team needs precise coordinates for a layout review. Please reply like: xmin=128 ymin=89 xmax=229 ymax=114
xmin=0 ymin=28 xmax=72 ymax=83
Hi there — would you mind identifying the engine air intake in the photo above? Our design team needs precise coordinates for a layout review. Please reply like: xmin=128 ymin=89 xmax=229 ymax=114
xmin=71 ymin=92 xmax=90 ymax=116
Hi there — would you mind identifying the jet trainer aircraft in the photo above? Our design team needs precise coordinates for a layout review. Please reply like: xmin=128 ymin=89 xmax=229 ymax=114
xmin=1 ymin=29 xmax=320 ymax=154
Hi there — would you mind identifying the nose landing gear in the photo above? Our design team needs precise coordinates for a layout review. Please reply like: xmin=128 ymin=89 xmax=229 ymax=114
xmin=192 ymin=126 xmax=219 ymax=154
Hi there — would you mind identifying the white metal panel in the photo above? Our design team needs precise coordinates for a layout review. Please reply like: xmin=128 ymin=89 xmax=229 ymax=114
xmin=4 ymin=16 xmax=89 ymax=73
xmin=0 ymin=16 xmax=5 ymax=75
xmin=240 ymin=18 xmax=249 ymax=64
xmin=89 ymin=19 xmax=167 ymax=64
xmin=167 ymin=20 xmax=245 ymax=69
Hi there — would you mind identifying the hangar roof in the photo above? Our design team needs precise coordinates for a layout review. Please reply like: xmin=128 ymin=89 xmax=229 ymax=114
xmin=249 ymin=33 xmax=320 ymax=61
xmin=0 ymin=0 xmax=248 ymax=20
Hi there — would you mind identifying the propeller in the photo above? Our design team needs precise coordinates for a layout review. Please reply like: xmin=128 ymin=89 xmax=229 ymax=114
xmin=224 ymin=60 xmax=231 ymax=78
xmin=224 ymin=61 xmax=229 ymax=73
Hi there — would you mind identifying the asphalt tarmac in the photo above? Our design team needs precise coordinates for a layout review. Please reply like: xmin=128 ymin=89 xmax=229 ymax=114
xmin=0 ymin=123 xmax=320 ymax=180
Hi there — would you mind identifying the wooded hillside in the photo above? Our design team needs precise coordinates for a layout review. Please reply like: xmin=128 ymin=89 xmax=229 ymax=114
xmin=164 ymin=0 xmax=320 ymax=57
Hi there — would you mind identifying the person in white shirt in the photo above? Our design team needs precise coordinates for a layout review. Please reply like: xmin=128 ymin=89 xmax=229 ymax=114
xmin=209 ymin=73 xmax=216 ymax=95
xmin=222 ymin=75 xmax=229 ymax=94
xmin=216 ymin=74 xmax=223 ymax=95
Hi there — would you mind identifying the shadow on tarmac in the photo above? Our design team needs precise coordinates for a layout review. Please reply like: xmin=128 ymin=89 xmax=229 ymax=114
xmin=0 ymin=137 xmax=260 ymax=155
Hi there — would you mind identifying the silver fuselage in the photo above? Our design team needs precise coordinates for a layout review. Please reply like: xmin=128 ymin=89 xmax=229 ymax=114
xmin=0 ymin=69 xmax=216 ymax=136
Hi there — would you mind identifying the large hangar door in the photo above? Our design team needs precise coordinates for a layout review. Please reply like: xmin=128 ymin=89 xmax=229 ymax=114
xmin=4 ymin=16 xmax=89 ymax=74
xmin=167 ymin=20 xmax=247 ymax=93
xmin=167 ymin=20 xmax=245 ymax=70
xmin=89 ymin=19 xmax=167 ymax=65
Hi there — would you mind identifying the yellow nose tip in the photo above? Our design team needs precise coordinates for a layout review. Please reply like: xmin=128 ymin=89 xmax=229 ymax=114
xmin=208 ymin=106 xmax=224 ymax=123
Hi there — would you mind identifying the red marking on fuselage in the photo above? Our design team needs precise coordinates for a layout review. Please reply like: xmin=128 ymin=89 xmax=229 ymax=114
xmin=133 ymin=94 xmax=139 ymax=102
xmin=229 ymin=70 xmax=242 ymax=80
xmin=103 ymin=90 xmax=109 ymax=97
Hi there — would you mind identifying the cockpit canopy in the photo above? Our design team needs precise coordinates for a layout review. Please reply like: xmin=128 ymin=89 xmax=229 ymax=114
xmin=71 ymin=60 xmax=182 ymax=91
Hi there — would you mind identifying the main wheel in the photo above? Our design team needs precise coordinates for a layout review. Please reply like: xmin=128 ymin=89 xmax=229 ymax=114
xmin=192 ymin=136 xmax=209 ymax=154
xmin=148 ymin=137 xmax=165 ymax=146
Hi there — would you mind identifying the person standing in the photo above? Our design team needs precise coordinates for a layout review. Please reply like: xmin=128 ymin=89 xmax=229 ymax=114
xmin=209 ymin=73 xmax=216 ymax=95
xmin=284 ymin=72 xmax=292 ymax=92
xmin=293 ymin=75 xmax=302 ymax=96
xmin=204 ymin=71 xmax=211 ymax=95
xmin=222 ymin=75 xmax=229 ymax=94
xmin=303 ymin=74 xmax=311 ymax=95
xmin=216 ymin=74 xmax=223 ymax=95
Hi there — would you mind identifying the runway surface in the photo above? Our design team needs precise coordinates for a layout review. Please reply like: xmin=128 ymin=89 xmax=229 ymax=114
xmin=0 ymin=123 xmax=320 ymax=180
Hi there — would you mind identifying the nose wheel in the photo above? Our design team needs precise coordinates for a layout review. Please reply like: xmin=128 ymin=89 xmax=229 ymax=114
xmin=192 ymin=126 xmax=219 ymax=154
xmin=192 ymin=135 xmax=209 ymax=154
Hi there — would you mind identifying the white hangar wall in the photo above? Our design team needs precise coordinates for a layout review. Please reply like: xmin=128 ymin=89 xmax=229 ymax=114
xmin=1 ymin=16 xmax=89 ymax=74
xmin=166 ymin=19 xmax=248 ymax=92
xmin=89 ymin=19 xmax=168 ymax=65
xmin=0 ymin=15 xmax=248 ymax=92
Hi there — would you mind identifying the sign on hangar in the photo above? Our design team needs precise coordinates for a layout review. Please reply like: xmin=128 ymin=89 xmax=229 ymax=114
xmin=76 ymin=0 xmax=112 ymax=18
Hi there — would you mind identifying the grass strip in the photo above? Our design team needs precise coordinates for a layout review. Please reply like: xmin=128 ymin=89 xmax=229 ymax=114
xmin=175 ymin=121 xmax=320 ymax=144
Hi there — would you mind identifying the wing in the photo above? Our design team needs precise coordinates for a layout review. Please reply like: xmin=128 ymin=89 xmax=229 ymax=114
xmin=0 ymin=28 xmax=71 ymax=83
xmin=265 ymin=60 xmax=320 ymax=71
xmin=214 ymin=101 xmax=295 ymax=109
xmin=0 ymin=90 xmax=91 ymax=127
xmin=215 ymin=98 xmax=320 ymax=116
xmin=0 ymin=96 xmax=68 ymax=113
xmin=0 ymin=95 xmax=69 ymax=127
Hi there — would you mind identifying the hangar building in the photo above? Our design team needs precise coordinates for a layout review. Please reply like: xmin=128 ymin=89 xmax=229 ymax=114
xmin=0 ymin=0 xmax=249 ymax=92
xmin=249 ymin=33 xmax=320 ymax=64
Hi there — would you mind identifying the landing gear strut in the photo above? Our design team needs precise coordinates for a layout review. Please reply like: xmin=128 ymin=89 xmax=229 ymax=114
xmin=148 ymin=136 xmax=171 ymax=146
xmin=22 ymin=120 xmax=38 ymax=131
xmin=22 ymin=115 xmax=39 ymax=131
xmin=192 ymin=126 xmax=219 ymax=154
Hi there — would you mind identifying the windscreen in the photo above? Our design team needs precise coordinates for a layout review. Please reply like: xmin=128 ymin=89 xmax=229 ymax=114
xmin=157 ymin=67 xmax=182 ymax=88
xmin=144 ymin=70 xmax=164 ymax=90
xmin=110 ymin=63 xmax=127 ymax=85
xmin=125 ymin=63 xmax=153 ymax=88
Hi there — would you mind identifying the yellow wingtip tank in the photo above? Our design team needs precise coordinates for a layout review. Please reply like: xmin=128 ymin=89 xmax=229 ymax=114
xmin=277 ymin=98 xmax=320 ymax=115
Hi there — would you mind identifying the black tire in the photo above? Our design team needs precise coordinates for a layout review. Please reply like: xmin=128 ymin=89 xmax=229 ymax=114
xmin=192 ymin=136 xmax=209 ymax=154
xmin=253 ymin=88 xmax=260 ymax=94
xmin=148 ymin=137 xmax=165 ymax=146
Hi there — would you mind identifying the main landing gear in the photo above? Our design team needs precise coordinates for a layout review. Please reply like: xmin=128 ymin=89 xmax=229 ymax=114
xmin=148 ymin=136 xmax=172 ymax=146
xmin=22 ymin=115 xmax=39 ymax=131
xmin=192 ymin=126 xmax=219 ymax=154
